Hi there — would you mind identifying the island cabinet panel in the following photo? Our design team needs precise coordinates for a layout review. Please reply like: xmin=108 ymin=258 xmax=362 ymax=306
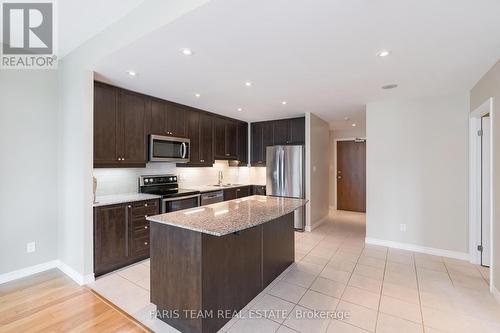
xmin=150 ymin=211 xmax=296 ymax=333
xmin=252 ymin=185 xmax=266 ymax=195
xmin=262 ymin=213 xmax=295 ymax=287
xmin=201 ymin=226 xmax=262 ymax=333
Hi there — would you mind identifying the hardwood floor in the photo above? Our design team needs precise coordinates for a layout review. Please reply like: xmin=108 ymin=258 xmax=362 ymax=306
xmin=0 ymin=269 xmax=150 ymax=333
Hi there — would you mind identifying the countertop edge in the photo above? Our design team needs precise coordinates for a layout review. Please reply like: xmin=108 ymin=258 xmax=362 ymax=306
xmin=93 ymin=193 xmax=162 ymax=207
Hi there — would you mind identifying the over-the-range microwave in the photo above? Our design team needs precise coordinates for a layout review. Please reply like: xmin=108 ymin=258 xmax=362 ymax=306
xmin=149 ymin=134 xmax=190 ymax=163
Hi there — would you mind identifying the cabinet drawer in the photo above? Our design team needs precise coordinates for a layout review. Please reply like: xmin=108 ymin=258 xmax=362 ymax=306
xmin=133 ymin=234 xmax=150 ymax=253
xmin=130 ymin=200 xmax=159 ymax=217
xmin=132 ymin=217 xmax=150 ymax=232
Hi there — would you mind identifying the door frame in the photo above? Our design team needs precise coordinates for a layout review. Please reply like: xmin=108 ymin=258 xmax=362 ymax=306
xmin=334 ymin=137 xmax=367 ymax=210
xmin=469 ymin=97 xmax=493 ymax=290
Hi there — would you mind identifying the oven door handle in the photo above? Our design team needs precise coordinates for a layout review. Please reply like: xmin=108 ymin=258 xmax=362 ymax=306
xmin=162 ymin=194 xmax=200 ymax=202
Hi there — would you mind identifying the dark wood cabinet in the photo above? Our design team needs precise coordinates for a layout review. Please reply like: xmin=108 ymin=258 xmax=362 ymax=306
xmin=199 ymin=113 xmax=214 ymax=165
xmin=214 ymin=117 xmax=238 ymax=160
xmin=237 ymin=121 xmax=248 ymax=165
xmin=165 ymin=102 xmax=186 ymax=137
xmin=178 ymin=110 xmax=214 ymax=167
xmin=252 ymin=185 xmax=266 ymax=196
xmin=94 ymin=204 xmax=129 ymax=276
xmin=185 ymin=109 xmax=201 ymax=164
xmin=150 ymin=98 xmax=166 ymax=135
xmin=288 ymin=117 xmax=305 ymax=144
xmin=250 ymin=117 xmax=305 ymax=166
xmin=94 ymin=199 xmax=159 ymax=276
xmin=94 ymin=82 xmax=146 ymax=168
xmin=251 ymin=121 xmax=274 ymax=166
xmin=223 ymin=186 xmax=251 ymax=201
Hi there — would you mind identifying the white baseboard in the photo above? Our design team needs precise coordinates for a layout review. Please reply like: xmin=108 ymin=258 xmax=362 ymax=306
xmin=0 ymin=260 xmax=95 ymax=286
xmin=305 ymin=215 xmax=328 ymax=232
xmin=57 ymin=261 xmax=95 ymax=285
xmin=492 ymin=285 xmax=500 ymax=304
xmin=365 ymin=237 xmax=470 ymax=261
xmin=0 ymin=260 xmax=59 ymax=285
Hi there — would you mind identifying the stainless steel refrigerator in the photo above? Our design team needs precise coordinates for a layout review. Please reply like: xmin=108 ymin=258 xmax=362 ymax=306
xmin=266 ymin=145 xmax=305 ymax=230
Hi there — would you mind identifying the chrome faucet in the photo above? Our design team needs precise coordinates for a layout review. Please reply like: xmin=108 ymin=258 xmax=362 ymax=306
xmin=218 ymin=170 xmax=223 ymax=186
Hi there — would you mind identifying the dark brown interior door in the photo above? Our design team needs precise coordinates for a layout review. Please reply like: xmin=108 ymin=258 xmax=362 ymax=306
xmin=337 ymin=140 xmax=366 ymax=212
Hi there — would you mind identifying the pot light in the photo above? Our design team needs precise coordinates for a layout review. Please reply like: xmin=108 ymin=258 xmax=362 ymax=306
xmin=281 ymin=101 xmax=287 ymax=105
xmin=377 ymin=49 xmax=391 ymax=57
xmin=181 ymin=48 xmax=193 ymax=56
xmin=352 ymin=123 xmax=357 ymax=127
xmin=344 ymin=117 xmax=350 ymax=121
xmin=382 ymin=84 xmax=398 ymax=90
xmin=237 ymin=107 xmax=243 ymax=111
xmin=245 ymin=81 xmax=252 ymax=87
xmin=126 ymin=70 xmax=137 ymax=77
xmin=194 ymin=93 xmax=201 ymax=98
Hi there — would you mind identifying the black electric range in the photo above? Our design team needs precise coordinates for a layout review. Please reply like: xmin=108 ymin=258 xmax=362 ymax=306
xmin=139 ymin=175 xmax=200 ymax=213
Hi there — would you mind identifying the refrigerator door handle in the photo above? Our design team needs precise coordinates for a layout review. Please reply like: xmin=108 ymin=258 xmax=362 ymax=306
xmin=280 ymin=148 xmax=285 ymax=196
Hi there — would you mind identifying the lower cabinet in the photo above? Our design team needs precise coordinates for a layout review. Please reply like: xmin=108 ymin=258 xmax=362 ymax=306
xmin=94 ymin=199 xmax=159 ymax=276
xmin=252 ymin=185 xmax=266 ymax=195
xmin=223 ymin=186 xmax=251 ymax=201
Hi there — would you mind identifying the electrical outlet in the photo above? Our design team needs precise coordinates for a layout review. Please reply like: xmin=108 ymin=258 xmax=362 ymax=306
xmin=399 ymin=224 xmax=407 ymax=232
xmin=27 ymin=241 xmax=36 ymax=253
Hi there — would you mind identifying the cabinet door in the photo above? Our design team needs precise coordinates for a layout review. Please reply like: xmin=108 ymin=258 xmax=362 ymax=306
xmin=224 ymin=188 xmax=237 ymax=201
xmin=94 ymin=204 xmax=129 ymax=275
xmin=225 ymin=119 xmax=238 ymax=159
xmin=214 ymin=117 xmax=227 ymax=159
xmin=250 ymin=123 xmax=263 ymax=165
xmin=119 ymin=91 xmax=146 ymax=165
xmin=199 ymin=113 xmax=214 ymax=165
xmin=261 ymin=122 xmax=274 ymax=165
xmin=237 ymin=121 xmax=248 ymax=165
xmin=288 ymin=117 xmax=305 ymax=144
xmin=165 ymin=103 xmax=186 ymax=137
xmin=185 ymin=109 xmax=200 ymax=163
xmin=150 ymin=99 xmax=166 ymax=135
xmin=273 ymin=119 xmax=289 ymax=145
xmin=252 ymin=185 xmax=266 ymax=196
xmin=235 ymin=186 xmax=250 ymax=198
xmin=94 ymin=83 xmax=119 ymax=166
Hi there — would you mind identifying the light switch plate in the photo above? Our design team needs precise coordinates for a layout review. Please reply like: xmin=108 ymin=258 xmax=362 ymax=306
xmin=27 ymin=241 xmax=36 ymax=253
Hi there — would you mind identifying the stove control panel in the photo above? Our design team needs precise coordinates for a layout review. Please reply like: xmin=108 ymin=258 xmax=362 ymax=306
xmin=139 ymin=175 xmax=177 ymax=187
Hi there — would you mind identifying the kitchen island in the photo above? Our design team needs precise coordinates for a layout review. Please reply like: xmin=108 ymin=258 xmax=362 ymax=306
xmin=146 ymin=195 xmax=307 ymax=333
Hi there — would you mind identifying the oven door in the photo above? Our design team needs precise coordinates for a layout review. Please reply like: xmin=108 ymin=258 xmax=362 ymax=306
xmin=162 ymin=194 xmax=200 ymax=213
xmin=149 ymin=135 xmax=190 ymax=163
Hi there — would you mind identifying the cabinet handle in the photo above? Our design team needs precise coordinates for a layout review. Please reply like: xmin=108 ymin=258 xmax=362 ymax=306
xmin=225 ymin=153 xmax=230 ymax=156
xmin=144 ymin=226 xmax=148 ymax=229
xmin=144 ymin=242 xmax=148 ymax=245
xmin=144 ymin=203 xmax=148 ymax=207
xmin=118 ymin=157 xmax=121 ymax=161
xmin=236 ymin=189 xmax=241 ymax=192
xmin=128 ymin=205 xmax=132 ymax=208
xmin=144 ymin=215 xmax=148 ymax=218
xmin=200 ymin=159 xmax=204 ymax=162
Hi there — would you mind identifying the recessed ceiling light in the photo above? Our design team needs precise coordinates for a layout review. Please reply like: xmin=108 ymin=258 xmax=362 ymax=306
xmin=382 ymin=84 xmax=398 ymax=90
xmin=344 ymin=117 xmax=350 ymax=121
xmin=245 ymin=81 xmax=252 ymax=87
xmin=126 ymin=70 xmax=137 ymax=77
xmin=237 ymin=107 xmax=243 ymax=111
xmin=352 ymin=123 xmax=357 ymax=127
xmin=181 ymin=48 xmax=193 ymax=56
xmin=377 ymin=49 xmax=391 ymax=57
xmin=194 ymin=93 xmax=201 ymax=98
xmin=281 ymin=101 xmax=287 ymax=105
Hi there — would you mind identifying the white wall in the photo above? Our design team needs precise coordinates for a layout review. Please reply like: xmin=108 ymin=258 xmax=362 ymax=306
xmin=470 ymin=59 xmax=500 ymax=293
xmin=305 ymin=113 xmax=330 ymax=230
xmin=57 ymin=0 xmax=211 ymax=281
xmin=0 ymin=71 xmax=59 ymax=274
xmin=329 ymin=127 xmax=366 ymax=208
xmin=366 ymin=94 xmax=469 ymax=255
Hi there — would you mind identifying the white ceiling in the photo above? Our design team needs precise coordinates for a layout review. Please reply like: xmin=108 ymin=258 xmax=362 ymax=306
xmin=93 ymin=0 xmax=500 ymax=129
xmin=58 ymin=0 xmax=145 ymax=57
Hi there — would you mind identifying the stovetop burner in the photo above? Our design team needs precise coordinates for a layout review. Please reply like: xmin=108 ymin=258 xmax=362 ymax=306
xmin=138 ymin=174 xmax=200 ymax=198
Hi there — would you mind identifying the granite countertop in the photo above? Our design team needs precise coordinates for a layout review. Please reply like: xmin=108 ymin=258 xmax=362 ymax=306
xmin=93 ymin=193 xmax=161 ymax=207
xmin=147 ymin=195 xmax=307 ymax=236
xmin=185 ymin=184 xmax=265 ymax=193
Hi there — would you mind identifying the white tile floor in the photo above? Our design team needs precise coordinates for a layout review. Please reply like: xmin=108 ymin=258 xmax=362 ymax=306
xmin=89 ymin=210 xmax=499 ymax=333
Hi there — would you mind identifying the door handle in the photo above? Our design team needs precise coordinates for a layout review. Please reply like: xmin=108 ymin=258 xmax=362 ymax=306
xmin=337 ymin=176 xmax=342 ymax=179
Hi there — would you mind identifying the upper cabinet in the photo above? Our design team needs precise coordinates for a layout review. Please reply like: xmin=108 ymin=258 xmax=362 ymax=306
xmin=94 ymin=81 xmax=248 ymax=168
xmin=214 ymin=117 xmax=238 ymax=160
xmin=250 ymin=117 xmax=305 ymax=166
xmin=94 ymin=82 xmax=147 ymax=168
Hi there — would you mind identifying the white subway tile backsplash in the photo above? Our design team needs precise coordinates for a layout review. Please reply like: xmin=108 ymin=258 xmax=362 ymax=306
xmin=93 ymin=161 xmax=266 ymax=196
